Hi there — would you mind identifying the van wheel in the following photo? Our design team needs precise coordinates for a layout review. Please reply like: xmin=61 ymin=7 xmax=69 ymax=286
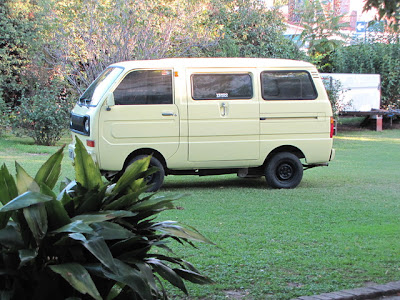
xmin=129 ymin=155 xmax=165 ymax=192
xmin=265 ymin=152 xmax=303 ymax=189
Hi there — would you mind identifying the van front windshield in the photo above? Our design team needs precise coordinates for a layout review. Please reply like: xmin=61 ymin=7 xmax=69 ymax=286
xmin=79 ymin=67 xmax=124 ymax=106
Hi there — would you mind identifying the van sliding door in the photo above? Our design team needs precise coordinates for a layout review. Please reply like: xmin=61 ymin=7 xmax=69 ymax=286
xmin=187 ymin=71 xmax=259 ymax=164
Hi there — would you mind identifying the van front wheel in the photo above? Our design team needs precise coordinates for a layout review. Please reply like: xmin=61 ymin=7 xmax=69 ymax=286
xmin=129 ymin=155 xmax=165 ymax=192
xmin=265 ymin=152 xmax=303 ymax=189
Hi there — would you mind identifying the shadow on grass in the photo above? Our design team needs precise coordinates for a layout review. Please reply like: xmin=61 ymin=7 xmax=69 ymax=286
xmin=162 ymin=176 xmax=268 ymax=191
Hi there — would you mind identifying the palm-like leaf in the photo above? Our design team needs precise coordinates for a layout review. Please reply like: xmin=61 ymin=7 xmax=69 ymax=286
xmin=0 ymin=137 xmax=213 ymax=299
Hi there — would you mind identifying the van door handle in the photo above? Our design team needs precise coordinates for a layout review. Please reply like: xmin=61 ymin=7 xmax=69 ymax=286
xmin=220 ymin=102 xmax=227 ymax=116
xmin=162 ymin=111 xmax=177 ymax=117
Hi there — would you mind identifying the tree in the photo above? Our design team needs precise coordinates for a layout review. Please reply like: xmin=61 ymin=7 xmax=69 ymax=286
xmin=0 ymin=0 xmax=37 ymax=107
xmin=41 ymin=0 xmax=221 ymax=95
xmin=203 ymin=0 xmax=305 ymax=59
xmin=363 ymin=0 xmax=400 ymax=30
xmin=296 ymin=0 xmax=349 ymax=71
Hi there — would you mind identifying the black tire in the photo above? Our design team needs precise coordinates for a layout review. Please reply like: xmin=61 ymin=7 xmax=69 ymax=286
xmin=129 ymin=155 xmax=165 ymax=192
xmin=264 ymin=152 xmax=303 ymax=189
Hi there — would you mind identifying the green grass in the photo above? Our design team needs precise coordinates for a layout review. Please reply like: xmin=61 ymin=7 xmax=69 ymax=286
xmin=0 ymin=134 xmax=75 ymax=181
xmin=1 ymin=130 xmax=400 ymax=299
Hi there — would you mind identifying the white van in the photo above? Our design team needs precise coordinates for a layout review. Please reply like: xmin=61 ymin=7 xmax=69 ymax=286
xmin=69 ymin=58 xmax=335 ymax=190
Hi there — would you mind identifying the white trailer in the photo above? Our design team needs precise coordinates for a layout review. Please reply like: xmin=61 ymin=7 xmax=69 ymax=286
xmin=320 ymin=73 xmax=381 ymax=112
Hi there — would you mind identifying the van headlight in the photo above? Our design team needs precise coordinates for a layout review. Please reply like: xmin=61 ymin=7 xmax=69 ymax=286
xmin=84 ymin=117 xmax=90 ymax=135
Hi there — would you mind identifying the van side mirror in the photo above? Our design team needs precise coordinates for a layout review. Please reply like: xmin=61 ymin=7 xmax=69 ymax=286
xmin=106 ymin=93 xmax=115 ymax=111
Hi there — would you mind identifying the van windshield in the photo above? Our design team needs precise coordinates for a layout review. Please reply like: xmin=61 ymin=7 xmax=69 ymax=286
xmin=79 ymin=67 xmax=124 ymax=106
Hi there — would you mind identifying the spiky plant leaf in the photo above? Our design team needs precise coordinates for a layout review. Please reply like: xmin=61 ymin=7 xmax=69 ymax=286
xmin=49 ymin=263 xmax=102 ymax=300
xmin=0 ymin=290 xmax=12 ymax=300
xmin=105 ymin=283 xmax=124 ymax=300
xmin=23 ymin=203 xmax=48 ymax=244
xmin=90 ymin=222 xmax=135 ymax=240
xmin=40 ymin=184 xmax=71 ymax=230
xmin=152 ymin=221 xmax=214 ymax=244
xmin=74 ymin=138 xmax=103 ymax=190
xmin=52 ymin=220 xmax=95 ymax=235
xmin=174 ymin=268 xmax=214 ymax=285
xmin=71 ymin=211 xmax=137 ymax=223
xmin=103 ymin=189 xmax=145 ymax=211
xmin=69 ymin=233 xmax=117 ymax=273
xmin=35 ymin=145 xmax=64 ymax=190
xmin=101 ymin=259 xmax=153 ymax=300
xmin=112 ymin=156 xmax=150 ymax=196
xmin=0 ymin=164 xmax=18 ymax=205
xmin=19 ymin=249 xmax=38 ymax=267
xmin=103 ymin=187 xmax=147 ymax=211
xmin=129 ymin=194 xmax=179 ymax=212
xmin=0 ymin=191 xmax=53 ymax=212
xmin=147 ymin=258 xmax=188 ymax=295
xmin=15 ymin=162 xmax=40 ymax=194
xmin=0 ymin=223 xmax=24 ymax=249
xmin=75 ymin=185 xmax=107 ymax=214
xmin=0 ymin=164 xmax=17 ymax=229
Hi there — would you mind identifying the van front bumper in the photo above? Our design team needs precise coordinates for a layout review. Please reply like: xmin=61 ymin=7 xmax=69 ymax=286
xmin=68 ymin=143 xmax=98 ymax=164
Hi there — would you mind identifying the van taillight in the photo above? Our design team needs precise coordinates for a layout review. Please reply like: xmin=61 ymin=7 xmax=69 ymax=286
xmin=330 ymin=117 xmax=335 ymax=138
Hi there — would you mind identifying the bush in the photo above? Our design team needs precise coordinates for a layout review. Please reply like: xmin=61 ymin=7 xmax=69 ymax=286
xmin=322 ymin=77 xmax=352 ymax=118
xmin=0 ymin=93 xmax=10 ymax=136
xmin=11 ymin=85 xmax=72 ymax=146
xmin=330 ymin=43 xmax=400 ymax=109
xmin=0 ymin=138 xmax=213 ymax=299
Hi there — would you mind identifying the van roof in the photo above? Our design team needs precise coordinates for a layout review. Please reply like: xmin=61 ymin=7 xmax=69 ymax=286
xmin=110 ymin=57 xmax=315 ymax=69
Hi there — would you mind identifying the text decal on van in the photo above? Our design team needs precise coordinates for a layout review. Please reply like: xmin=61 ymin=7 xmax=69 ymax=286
xmin=216 ymin=93 xmax=228 ymax=98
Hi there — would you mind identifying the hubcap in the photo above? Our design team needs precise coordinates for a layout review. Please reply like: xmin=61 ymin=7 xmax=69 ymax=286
xmin=277 ymin=163 xmax=293 ymax=180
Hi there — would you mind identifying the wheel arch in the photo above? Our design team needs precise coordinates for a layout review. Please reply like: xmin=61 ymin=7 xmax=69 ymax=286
xmin=264 ymin=145 xmax=305 ymax=166
xmin=123 ymin=148 xmax=167 ymax=171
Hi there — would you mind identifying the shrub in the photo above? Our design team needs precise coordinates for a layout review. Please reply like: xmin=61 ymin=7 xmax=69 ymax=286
xmin=330 ymin=43 xmax=400 ymax=109
xmin=322 ymin=77 xmax=351 ymax=118
xmin=0 ymin=138 xmax=213 ymax=299
xmin=0 ymin=93 xmax=10 ymax=136
xmin=11 ymin=85 xmax=72 ymax=146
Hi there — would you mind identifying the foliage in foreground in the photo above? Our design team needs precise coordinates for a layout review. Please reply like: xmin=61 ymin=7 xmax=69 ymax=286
xmin=0 ymin=138 xmax=213 ymax=299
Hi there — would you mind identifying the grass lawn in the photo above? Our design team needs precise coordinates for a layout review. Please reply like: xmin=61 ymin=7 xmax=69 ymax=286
xmin=1 ymin=129 xmax=400 ymax=299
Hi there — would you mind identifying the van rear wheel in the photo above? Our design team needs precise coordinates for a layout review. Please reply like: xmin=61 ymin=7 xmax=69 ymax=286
xmin=265 ymin=152 xmax=303 ymax=189
xmin=129 ymin=155 xmax=165 ymax=192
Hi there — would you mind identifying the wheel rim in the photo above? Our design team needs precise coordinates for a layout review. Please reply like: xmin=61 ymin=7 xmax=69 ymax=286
xmin=276 ymin=163 xmax=294 ymax=181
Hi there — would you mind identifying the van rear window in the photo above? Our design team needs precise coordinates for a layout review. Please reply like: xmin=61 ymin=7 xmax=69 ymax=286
xmin=261 ymin=71 xmax=317 ymax=100
xmin=192 ymin=74 xmax=253 ymax=100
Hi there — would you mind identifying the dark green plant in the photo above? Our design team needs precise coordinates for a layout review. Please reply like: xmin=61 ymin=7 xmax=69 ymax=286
xmin=11 ymin=84 xmax=72 ymax=146
xmin=0 ymin=138 xmax=213 ymax=299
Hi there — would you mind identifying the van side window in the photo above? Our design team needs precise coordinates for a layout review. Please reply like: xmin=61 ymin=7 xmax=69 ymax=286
xmin=114 ymin=70 xmax=173 ymax=105
xmin=192 ymin=74 xmax=253 ymax=100
xmin=261 ymin=71 xmax=317 ymax=100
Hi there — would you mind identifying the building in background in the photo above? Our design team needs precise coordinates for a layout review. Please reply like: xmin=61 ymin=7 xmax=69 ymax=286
xmin=264 ymin=0 xmax=380 ymax=44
